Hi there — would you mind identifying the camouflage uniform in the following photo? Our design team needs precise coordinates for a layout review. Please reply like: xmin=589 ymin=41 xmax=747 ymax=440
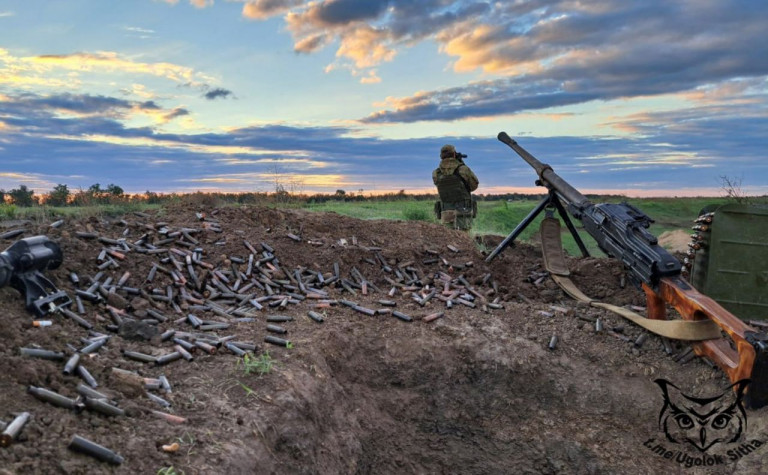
xmin=432 ymin=144 xmax=479 ymax=230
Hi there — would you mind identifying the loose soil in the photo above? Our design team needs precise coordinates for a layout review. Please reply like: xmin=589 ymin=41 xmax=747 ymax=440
xmin=0 ymin=206 xmax=766 ymax=474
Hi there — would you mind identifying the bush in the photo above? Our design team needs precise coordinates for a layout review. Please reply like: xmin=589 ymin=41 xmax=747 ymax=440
xmin=0 ymin=204 xmax=17 ymax=219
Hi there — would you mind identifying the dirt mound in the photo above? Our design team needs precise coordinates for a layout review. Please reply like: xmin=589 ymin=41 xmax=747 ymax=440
xmin=657 ymin=229 xmax=691 ymax=253
xmin=0 ymin=205 xmax=765 ymax=474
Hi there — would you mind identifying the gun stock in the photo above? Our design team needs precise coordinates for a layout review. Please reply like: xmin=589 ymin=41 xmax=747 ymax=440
xmin=498 ymin=132 xmax=768 ymax=408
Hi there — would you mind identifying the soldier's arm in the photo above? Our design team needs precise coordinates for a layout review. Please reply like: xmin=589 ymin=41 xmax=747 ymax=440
xmin=432 ymin=169 xmax=439 ymax=186
xmin=461 ymin=166 xmax=479 ymax=192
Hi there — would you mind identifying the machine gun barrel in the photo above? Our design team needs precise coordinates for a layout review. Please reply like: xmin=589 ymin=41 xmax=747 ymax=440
xmin=497 ymin=132 xmax=591 ymax=211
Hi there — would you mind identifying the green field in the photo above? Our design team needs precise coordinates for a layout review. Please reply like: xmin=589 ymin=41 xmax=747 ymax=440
xmin=302 ymin=197 xmax=737 ymax=255
xmin=0 ymin=195 xmax=751 ymax=256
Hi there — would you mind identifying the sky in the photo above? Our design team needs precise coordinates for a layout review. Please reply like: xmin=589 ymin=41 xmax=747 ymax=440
xmin=0 ymin=0 xmax=766 ymax=197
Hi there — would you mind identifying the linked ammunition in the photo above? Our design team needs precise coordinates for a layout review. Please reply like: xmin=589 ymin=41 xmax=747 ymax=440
xmin=63 ymin=353 xmax=81 ymax=375
xmin=307 ymin=311 xmax=324 ymax=323
xmin=264 ymin=335 xmax=291 ymax=347
xmin=28 ymin=386 xmax=83 ymax=411
xmin=0 ymin=412 xmax=30 ymax=447
xmin=20 ymin=347 xmax=65 ymax=361
xmin=68 ymin=435 xmax=124 ymax=465
xmin=84 ymin=397 xmax=124 ymax=417
xmin=266 ymin=324 xmax=287 ymax=334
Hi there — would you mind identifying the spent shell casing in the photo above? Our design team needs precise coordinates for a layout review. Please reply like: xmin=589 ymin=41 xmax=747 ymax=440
xmin=0 ymin=412 xmax=31 ymax=447
xmin=225 ymin=342 xmax=247 ymax=356
xmin=63 ymin=353 xmax=81 ymax=375
xmin=307 ymin=311 xmax=324 ymax=323
xmin=634 ymin=333 xmax=648 ymax=348
xmin=155 ymin=352 xmax=183 ymax=366
xmin=174 ymin=345 xmax=194 ymax=361
xmin=144 ymin=378 xmax=162 ymax=390
xmin=264 ymin=335 xmax=291 ymax=348
xmin=80 ymin=337 xmax=108 ymax=354
xmin=84 ymin=397 xmax=124 ymax=417
xmin=266 ymin=315 xmax=293 ymax=322
xmin=20 ymin=347 xmax=65 ymax=361
xmin=28 ymin=386 xmax=82 ymax=411
xmin=146 ymin=392 xmax=171 ymax=408
xmin=194 ymin=341 xmax=216 ymax=354
xmin=392 ymin=311 xmax=413 ymax=322
xmin=229 ymin=341 xmax=257 ymax=351
xmin=158 ymin=375 xmax=172 ymax=393
xmin=68 ymin=435 xmax=124 ymax=465
xmin=548 ymin=335 xmax=558 ymax=350
xmin=77 ymin=365 xmax=99 ymax=388
xmin=266 ymin=324 xmax=287 ymax=334
xmin=423 ymin=312 xmax=444 ymax=323
xmin=76 ymin=384 xmax=110 ymax=401
xmin=186 ymin=314 xmax=203 ymax=328
xmin=122 ymin=350 xmax=158 ymax=364
xmin=172 ymin=337 xmax=196 ymax=352
xmin=595 ymin=318 xmax=603 ymax=333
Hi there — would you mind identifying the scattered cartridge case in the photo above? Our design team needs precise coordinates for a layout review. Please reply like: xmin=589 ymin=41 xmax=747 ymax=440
xmin=80 ymin=337 xmax=108 ymax=355
xmin=68 ymin=435 xmax=124 ymax=465
xmin=155 ymin=352 xmax=183 ymax=366
xmin=63 ymin=353 xmax=81 ymax=375
xmin=174 ymin=345 xmax=194 ymax=361
xmin=225 ymin=342 xmax=247 ymax=356
xmin=307 ymin=311 xmax=324 ymax=323
xmin=548 ymin=335 xmax=558 ymax=350
xmin=353 ymin=305 xmax=376 ymax=316
xmin=28 ymin=386 xmax=83 ymax=411
xmin=122 ymin=350 xmax=158 ymax=364
xmin=158 ymin=375 xmax=172 ymax=393
xmin=266 ymin=315 xmax=293 ymax=322
xmin=150 ymin=410 xmax=186 ymax=425
xmin=146 ymin=392 xmax=171 ymax=408
xmin=84 ymin=397 xmax=125 ymax=417
xmin=392 ymin=311 xmax=413 ymax=322
xmin=264 ymin=335 xmax=291 ymax=348
xmin=634 ymin=333 xmax=648 ymax=348
xmin=186 ymin=314 xmax=203 ymax=328
xmin=229 ymin=341 xmax=257 ymax=351
xmin=76 ymin=384 xmax=110 ymax=401
xmin=0 ymin=412 xmax=31 ymax=447
xmin=160 ymin=329 xmax=176 ymax=342
xmin=595 ymin=318 xmax=604 ymax=333
xmin=266 ymin=324 xmax=287 ymax=334
xmin=172 ymin=337 xmax=196 ymax=352
xmin=377 ymin=300 xmax=397 ymax=307
xmin=20 ymin=347 xmax=65 ymax=361
xmin=194 ymin=341 xmax=216 ymax=354
xmin=423 ymin=312 xmax=444 ymax=323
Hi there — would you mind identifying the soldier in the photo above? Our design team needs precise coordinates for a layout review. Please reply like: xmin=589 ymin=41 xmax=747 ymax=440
xmin=432 ymin=144 xmax=479 ymax=230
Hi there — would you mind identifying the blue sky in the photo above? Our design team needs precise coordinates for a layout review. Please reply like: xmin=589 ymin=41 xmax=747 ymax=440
xmin=0 ymin=0 xmax=766 ymax=197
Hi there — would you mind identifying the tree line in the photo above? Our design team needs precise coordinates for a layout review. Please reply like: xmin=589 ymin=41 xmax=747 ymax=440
xmin=0 ymin=184 xmax=548 ymax=207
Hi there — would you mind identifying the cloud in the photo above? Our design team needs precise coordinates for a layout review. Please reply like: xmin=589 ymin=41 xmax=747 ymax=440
xmin=242 ymin=0 xmax=303 ymax=20
xmin=0 ymin=11 xmax=14 ymax=18
xmin=203 ymin=87 xmax=233 ymax=100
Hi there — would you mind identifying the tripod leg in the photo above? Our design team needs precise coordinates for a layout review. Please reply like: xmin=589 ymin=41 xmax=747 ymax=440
xmin=485 ymin=197 xmax=551 ymax=262
xmin=552 ymin=196 xmax=590 ymax=257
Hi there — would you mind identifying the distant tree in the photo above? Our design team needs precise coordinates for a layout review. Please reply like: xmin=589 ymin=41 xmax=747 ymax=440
xmin=47 ymin=184 xmax=70 ymax=206
xmin=335 ymin=189 xmax=346 ymax=197
xmin=145 ymin=190 xmax=162 ymax=204
xmin=88 ymin=183 xmax=102 ymax=195
xmin=8 ymin=185 xmax=34 ymax=207
xmin=106 ymin=184 xmax=124 ymax=196
xmin=0 ymin=189 xmax=5 ymax=204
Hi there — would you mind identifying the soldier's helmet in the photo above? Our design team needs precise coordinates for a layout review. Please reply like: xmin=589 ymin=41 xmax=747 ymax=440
xmin=440 ymin=144 xmax=455 ymax=158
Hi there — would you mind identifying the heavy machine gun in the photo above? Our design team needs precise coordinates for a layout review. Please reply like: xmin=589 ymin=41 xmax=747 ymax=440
xmin=0 ymin=236 xmax=71 ymax=317
xmin=487 ymin=132 xmax=768 ymax=408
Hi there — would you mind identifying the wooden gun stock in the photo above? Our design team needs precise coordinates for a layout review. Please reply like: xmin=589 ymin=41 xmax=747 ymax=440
xmin=643 ymin=276 xmax=768 ymax=408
